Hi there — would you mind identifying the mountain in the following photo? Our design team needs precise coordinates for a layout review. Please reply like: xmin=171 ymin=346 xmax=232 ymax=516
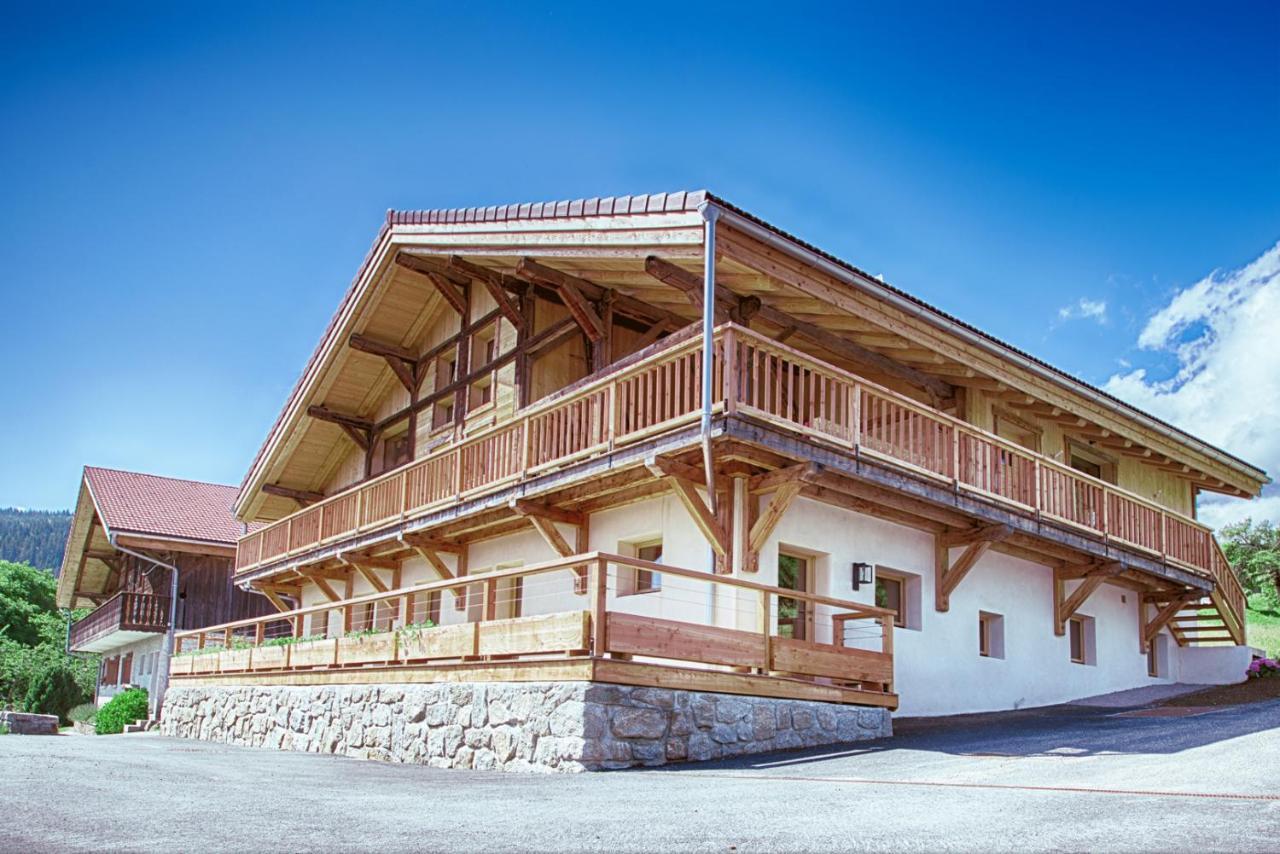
xmin=0 ymin=508 xmax=72 ymax=574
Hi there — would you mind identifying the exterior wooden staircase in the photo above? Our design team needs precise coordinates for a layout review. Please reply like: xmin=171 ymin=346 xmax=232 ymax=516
xmin=1167 ymin=587 xmax=1247 ymax=647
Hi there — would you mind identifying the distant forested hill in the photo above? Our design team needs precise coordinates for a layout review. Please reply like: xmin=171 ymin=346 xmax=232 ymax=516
xmin=0 ymin=508 xmax=72 ymax=573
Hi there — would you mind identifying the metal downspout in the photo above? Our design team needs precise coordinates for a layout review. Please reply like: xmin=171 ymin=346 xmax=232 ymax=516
xmin=109 ymin=535 xmax=179 ymax=715
xmin=698 ymin=202 xmax=719 ymax=510
xmin=699 ymin=203 xmax=721 ymax=619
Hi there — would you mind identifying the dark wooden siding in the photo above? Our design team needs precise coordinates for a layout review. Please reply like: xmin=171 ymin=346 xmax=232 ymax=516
xmin=174 ymin=553 xmax=275 ymax=631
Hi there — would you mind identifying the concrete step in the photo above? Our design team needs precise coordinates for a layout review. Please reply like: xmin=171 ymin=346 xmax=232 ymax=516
xmin=123 ymin=719 xmax=158 ymax=734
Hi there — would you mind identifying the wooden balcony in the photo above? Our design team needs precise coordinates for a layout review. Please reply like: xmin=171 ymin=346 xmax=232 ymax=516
xmin=235 ymin=324 xmax=1246 ymax=643
xmin=173 ymin=552 xmax=897 ymax=708
xmin=69 ymin=591 xmax=171 ymax=653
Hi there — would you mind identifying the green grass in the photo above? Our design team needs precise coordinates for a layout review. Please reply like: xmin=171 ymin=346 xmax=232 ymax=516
xmin=1245 ymin=595 xmax=1280 ymax=657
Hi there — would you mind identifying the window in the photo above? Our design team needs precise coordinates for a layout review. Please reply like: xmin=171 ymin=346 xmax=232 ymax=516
xmin=432 ymin=352 xmax=458 ymax=430
xmin=873 ymin=567 xmax=921 ymax=631
xmin=310 ymin=609 xmax=329 ymax=638
xmin=875 ymin=576 xmax=904 ymax=628
xmin=468 ymin=324 xmax=499 ymax=410
xmin=777 ymin=552 xmax=811 ymax=641
xmin=994 ymin=408 xmax=1042 ymax=453
xmin=1065 ymin=438 xmax=1117 ymax=485
xmin=978 ymin=612 xmax=1005 ymax=659
xmin=1147 ymin=640 xmax=1159 ymax=678
xmin=410 ymin=590 xmax=442 ymax=627
xmin=620 ymin=540 xmax=663 ymax=596
xmin=1068 ymin=615 xmax=1096 ymax=665
xmin=376 ymin=428 xmax=411 ymax=475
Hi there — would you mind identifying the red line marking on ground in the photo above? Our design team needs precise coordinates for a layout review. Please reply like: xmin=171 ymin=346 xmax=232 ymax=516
xmin=685 ymin=772 xmax=1280 ymax=801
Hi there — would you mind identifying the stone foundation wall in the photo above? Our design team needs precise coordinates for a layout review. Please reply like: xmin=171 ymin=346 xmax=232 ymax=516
xmin=161 ymin=681 xmax=891 ymax=772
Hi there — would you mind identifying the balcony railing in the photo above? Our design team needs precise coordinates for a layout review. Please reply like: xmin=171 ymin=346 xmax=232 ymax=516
xmin=236 ymin=325 xmax=1242 ymax=632
xmin=69 ymin=591 xmax=171 ymax=652
xmin=175 ymin=552 xmax=897 ymax=706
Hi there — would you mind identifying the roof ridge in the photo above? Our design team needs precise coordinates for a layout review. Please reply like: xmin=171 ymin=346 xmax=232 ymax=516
xmin=84 ymin=465 xmax=239 ymax=492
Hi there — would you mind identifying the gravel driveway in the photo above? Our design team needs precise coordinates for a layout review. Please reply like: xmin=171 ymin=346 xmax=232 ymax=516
xmin=3 ymin=697 xmax=1277 ymax=853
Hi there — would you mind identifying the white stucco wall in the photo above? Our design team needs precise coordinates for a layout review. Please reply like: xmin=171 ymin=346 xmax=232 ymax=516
xmin=97 ymin=635 xmax=167 ymax=712
xmin=293 ymin=490 xmax=1248 ymax=717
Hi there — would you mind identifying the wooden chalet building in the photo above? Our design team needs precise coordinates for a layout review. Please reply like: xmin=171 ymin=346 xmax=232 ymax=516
xmin=57 ymin=467 xmax=274 ymax=713
xmin=162 ymin=191 xmax=1267 ymax=770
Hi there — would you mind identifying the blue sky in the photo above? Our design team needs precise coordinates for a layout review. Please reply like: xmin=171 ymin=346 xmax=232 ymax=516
xmin=1 ymin=2 xmax=1277 ymax=517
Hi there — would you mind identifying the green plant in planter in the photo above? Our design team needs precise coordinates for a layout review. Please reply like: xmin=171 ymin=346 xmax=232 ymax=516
xmin=344 ymin=626 xmax=393 ymax=640
xmin=397 ymin=619 xmax=437 ymax=636
xmin=261 ymin=634 xmax=323 ymax=648
xmin=95 ymin=688 xmax=148 ymax=735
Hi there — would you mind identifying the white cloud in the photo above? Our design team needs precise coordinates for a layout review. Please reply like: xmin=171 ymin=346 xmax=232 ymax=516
xmin=1103 ymin=240 xmax=1280 ymax=528
xmin=1057 ymin=298 xmax=1108 ymax=323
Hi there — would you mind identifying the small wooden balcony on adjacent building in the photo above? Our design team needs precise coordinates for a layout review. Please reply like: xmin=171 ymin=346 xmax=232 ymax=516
xmin=68 ymin=591 xmax=171 ymax=653
xmin=234 ymin=323 xmax=1248 ymax=649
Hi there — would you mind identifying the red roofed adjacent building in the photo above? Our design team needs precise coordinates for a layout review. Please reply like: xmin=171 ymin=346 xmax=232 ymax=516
xmin=56 ymin=467 xmax=274 ymax=715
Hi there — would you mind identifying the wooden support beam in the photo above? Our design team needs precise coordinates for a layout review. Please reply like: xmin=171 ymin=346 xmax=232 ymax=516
xmin=394 ymin=253 xmax=470 ymax=316
xmin=508 ymin=499 xmax=585 ymax=527
xmin=515 ymin=258 xmax=606 ymax=342
xmin=748 ymin=481 xmax=803 ymax=554
xmin=644 ymin=255 xmax=955 ymax=403
xmin=259 ymin=588 xmax=292 ymax=613
xmin=307 ymin=405 xmax=372 ymax=451
xmin=645 ymin=454 xmax=706 ymax=486
xmin=643 ymin=256 xmax=728 ymax=323
xmin=305 ymin=575 xmax=342 ymax=602
xmin=935 ymin=524 xmax=1011 ymax=611
xmin=647 ymin=455 xmax=729 ymax=558
xmin=748 ymin=462 xmax=819 ymax=494
xmin=1143 ymin=595 xmax=1195 ymax=651
xmin=445 ymin=256 xmax=524 ymax=328
xmin=262 ymin=483 xmax=325 ymax=507
xmin=1053 ymin=562 xmax=1124 ymax=635
xmin=527 ymin=515 xmax=575 ymax=558
xmin=349 ymin=333 xmax=418 ymax=392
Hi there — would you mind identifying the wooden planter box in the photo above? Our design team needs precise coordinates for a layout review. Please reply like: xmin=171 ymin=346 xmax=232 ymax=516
xmin=192 ymin=653 xmax=222 ymax=674
xmin=337 ymin=632 xmax=397 ymax=666
xmin=397 ymin=623 xmax=477 ymax=662
xmin=250 ymin=644 xmax=290 ymax=671
xmin=169 ymin=655 xmax=193 ymax=676
xmin=477 ymin=611 xmax=590 ymax=657
xmin=290 ymin=637 xmax=338 ymax=668
xmin=218 ymin=648 xmax=253 ymax=673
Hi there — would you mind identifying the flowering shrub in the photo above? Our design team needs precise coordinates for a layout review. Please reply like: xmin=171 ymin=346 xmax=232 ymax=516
xmin=1246 ymin=657 xmax=1279 ymax=679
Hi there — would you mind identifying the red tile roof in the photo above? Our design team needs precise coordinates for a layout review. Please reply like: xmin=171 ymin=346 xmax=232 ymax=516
xmin=84 ymin=467 xmax=246 ymax=545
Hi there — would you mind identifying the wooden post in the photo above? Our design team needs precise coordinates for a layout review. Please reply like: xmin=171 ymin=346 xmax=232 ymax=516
xmin=722 ymin=327 xmax=737 ymax=413
xmin=591 ymin=558 xmax=608 ymax=657
xmin=254 ymin=621 xmax=264 ymax=646
xmin=758 ymin=588 xmax=771 ymax=674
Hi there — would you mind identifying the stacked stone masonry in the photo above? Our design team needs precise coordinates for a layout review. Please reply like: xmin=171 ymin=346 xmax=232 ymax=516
xmin=161 ymin=681 xmax=891 ymax=772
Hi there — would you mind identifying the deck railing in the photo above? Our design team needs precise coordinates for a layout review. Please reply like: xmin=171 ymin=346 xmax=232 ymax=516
xmin=175 ymin=552 xmax=897 ymax=700
xmin=69 ymin=591 xmax=171 ymax=651
xmin=236 ymin=325 xmax=1232 ymax=613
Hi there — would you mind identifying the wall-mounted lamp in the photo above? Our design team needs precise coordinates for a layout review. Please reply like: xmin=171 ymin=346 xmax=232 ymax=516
xmin=851 ymin=562 xmax=874 ymax=590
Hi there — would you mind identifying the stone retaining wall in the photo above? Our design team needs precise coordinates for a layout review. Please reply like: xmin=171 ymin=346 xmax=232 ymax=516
xmin=161 ymin=681 xmax=890 ymax=772
xmin=0 ymin=711 xmax=58 ymax=735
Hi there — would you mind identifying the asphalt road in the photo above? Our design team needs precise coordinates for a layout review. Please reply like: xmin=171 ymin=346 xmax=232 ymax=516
xmin=3 ymin=699 xmax=1278 ymax=853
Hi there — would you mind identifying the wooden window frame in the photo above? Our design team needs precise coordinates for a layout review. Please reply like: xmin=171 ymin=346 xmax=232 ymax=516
xmin=993 ymin=406 xmax=1042 ymax=453
xmin=875 ymin=574 xmax=906 ymax=629
xmin=1068 ymin=615 xmax=1092 ymax=664
xmin=1064 ymin=436 xmax=1118 ymax=485
xmin=873 ymin=565 xmax=920 ymax=631
xmin=620 ymin=539 xmax=663 ymax=596
xmin=978 ymin=611 xmax=1004 ymax=659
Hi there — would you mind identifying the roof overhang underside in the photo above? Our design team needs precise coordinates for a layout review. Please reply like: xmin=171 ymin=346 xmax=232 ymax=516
xmin=235 ymin=201 xmax=1268 ymax=524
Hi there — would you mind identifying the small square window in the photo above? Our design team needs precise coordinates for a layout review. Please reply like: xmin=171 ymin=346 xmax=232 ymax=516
xmin=1068 ymin=615 xmax=1096 ymax=665
xmin=873 ymin=567 xmax=921 ymax=631
xmin=875 ymin=576 xmax=905 ymax=628
xmin=978 ymin=611 xmax=1005 ymax=659
xmin=620 ymin=540 xmax=663 ymax=595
